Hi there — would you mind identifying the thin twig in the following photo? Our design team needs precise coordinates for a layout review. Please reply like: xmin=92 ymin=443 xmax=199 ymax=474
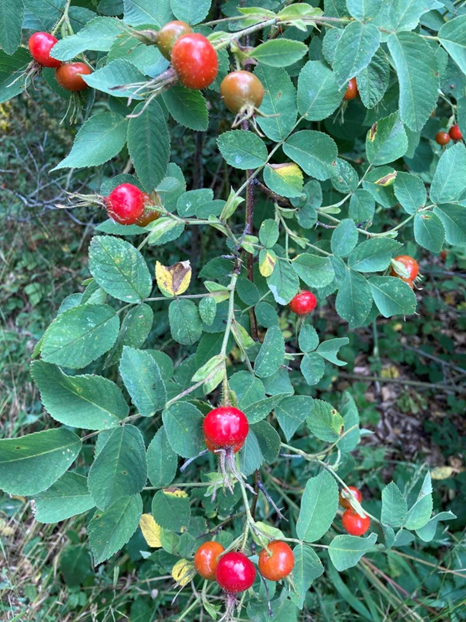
xmin=337 ymin=372 xmax=466 ymax=394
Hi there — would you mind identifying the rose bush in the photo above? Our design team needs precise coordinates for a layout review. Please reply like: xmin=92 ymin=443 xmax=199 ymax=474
xmin=0 ymin=0 xmax=465 ymax=619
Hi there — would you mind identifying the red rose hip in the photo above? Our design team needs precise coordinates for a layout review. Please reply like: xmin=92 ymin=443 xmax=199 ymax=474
xmin=390 ymin=255 xmax=419 ymax=281
xmin=258 ymin=541 xmax=294 ymax=581
xmin=203 ymin=406 xmax=249 ymax=452
xmin=136 ymin=192 xmax=162 ymax=227
xmin=435 ymin=131 xmax=450 ymax=146
xmin=220 ymin=71 xmax=264 ymax=114
xmin=343 ymin=78 xmax=358 ymax=101
xmin=449 ymin=124 xmax=463 ymax=141
xmin=339 ymin=486 xmax=363 ymax=509
xmin=204 ymin=437 xmax=244 ymax=454
xmin=106 ymin=183 xmax=149 ymax=225
xmin=55 ymin=62 xmax=92 ymax=91
xmin=342 ymin=509 xmax=370 ymax=536
xmin=194 ymin=541 xmax=225 ymax=581
xmin=28 ymin=32 xmax=61 ymax=68
xmin=171 ymin=33 xmax=218 ymax=90
xmin=215 ymin=552 xmax=256 ymax=593
xmin=157 ymin=20 xmax=192 ymax=60
xmin=289 ymin=290 xmax=317 ymax=315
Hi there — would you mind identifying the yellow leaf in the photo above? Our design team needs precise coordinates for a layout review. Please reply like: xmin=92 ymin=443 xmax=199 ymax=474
xmin=431 ymin=466 xmax=454 ymax=480
xmin=259 ymin=250 xmax=276 ymax=277
xmin=155 ymin=260 xmax=191 ymax=297
xmin=172 ymin=559 xmax=195 ymax=587
xmin=374 ymin=171 xmax=397 ymax=186
xmin=269 ymin=162 xmax=303 ymax=188
xmin=0 ymin=519 xmax=14 ymax=537
xmin=330 ymin=408 xmax=344 ymax=435
xmin=381 ymin=365 xmax=400 ymax=379
xmin=444 ymin=292 xmax=456 ymax=306
xmin=139 ymin=514 xmax=162 ymax=548
xmin=164 ymin=488 xmax=188 ymax=499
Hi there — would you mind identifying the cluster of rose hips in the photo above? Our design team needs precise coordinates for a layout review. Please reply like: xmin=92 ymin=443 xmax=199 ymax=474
xmin=28 ymin=22 xmax=359 ymax=135
xmin=390 ymin=254 xmax=420 ymax=289
xmin=157 ymin=21 xmax=218 ymax=90
xmin=105 ymin=188 xmax=422 ymax=298
xmin=28 ymin=22 xmax=266 ymax=125
xmin=27 ymin=25 xmax=402 ymax=593
xmin=194 ymin=406 xmax=295 ymax=607
xmin=435 ymin=124 xmax=463 ymax=145
xmin=28 ymin=32 xmax=92 ymax=91
xmin=194 ymin=404 xmax=370 ymax=614
xmin=339 ymin=486 xmax=370 ymax=535
xmin=194 ymin=541 xmax=294 ymax=593
xmin=156 ymin=20 xmax=265 ymax=124
xmin=104 ymin=185 xmax=322 ymax=313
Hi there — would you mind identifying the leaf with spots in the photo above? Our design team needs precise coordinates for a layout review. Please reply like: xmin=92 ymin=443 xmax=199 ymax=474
xmin=32 ymin=472 xmax=95 ymax=524
xmin=254 ymin=325 xmax=285 ymax=378
xmin=119 ymin=346 xmax=167 ymax=416
xmin=169 ymin=298 xmax=203 ymax=345
xmin=335 ymin=270 xmax=373 ymax=328
xmin=88 ymin=425 xmax=147 ymax=510
xmin=369 ymin=277 xmax=417 ymax=318
xmin=0 ymin=429 xmax=82 ymax=496
xmin=139 ymin=513 xmax=162 ymax=548
xmin=255 ymin=65 xmax=297 ymax=141
xmin=307 ymin=399 xmax=344 ymax=442
xmin=162 ymin=402 xmax=205 ymax=458
xmin=217 ymin=130 xmax=268 ymax=170
xmin=151 ymin=489 xmax=191 ymax=532
xmin=89 ymin=236 xmax=152 ymax=304
xmin=31 ymin=361 xmax=128 ymax=430
xmin=40 ymin=304 xmax=120 ymax=369
xmin=88 ymin=494 xmax=143 ymax=565
xmin=413 ymin=213 xmax=445 ymax=253
xmin=155 ymin=260 xmax=192 ymax=297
